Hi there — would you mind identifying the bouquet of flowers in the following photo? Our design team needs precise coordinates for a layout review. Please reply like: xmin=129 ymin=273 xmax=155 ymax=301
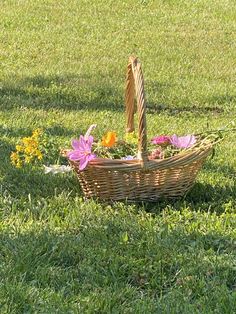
xmin=10 ymin=128 xmax=62 ymax=170
xmin=10 ymin=125 xmax=222 ymax=173
xmin=66 ymin=124 xmax=220 ymax=171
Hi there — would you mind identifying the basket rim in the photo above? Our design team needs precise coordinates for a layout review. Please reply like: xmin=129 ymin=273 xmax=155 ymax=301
xmin=68 ymin=141 xmax=215 ymax=171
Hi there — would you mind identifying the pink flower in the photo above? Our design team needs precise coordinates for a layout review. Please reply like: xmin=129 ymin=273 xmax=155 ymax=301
xmin=149 ymin=148 xmax=164 ymax=160
xmin=170 ymin=134 xmax=196 ymax=149
xmin=67 ymin=135 xmax=96 ymax=170
xmin=151 ymin=135 xmax=171 ymax=146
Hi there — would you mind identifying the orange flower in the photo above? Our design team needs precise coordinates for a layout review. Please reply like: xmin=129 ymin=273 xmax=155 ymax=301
xmin=101 ymin=131 xmax=117 ymax=147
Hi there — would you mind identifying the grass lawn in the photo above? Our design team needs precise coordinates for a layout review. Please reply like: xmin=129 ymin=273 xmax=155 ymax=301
xmin=0 ymin=0 xmax=236 ymax=312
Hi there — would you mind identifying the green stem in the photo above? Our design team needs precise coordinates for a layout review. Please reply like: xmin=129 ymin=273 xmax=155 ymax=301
xmin=196 ymin=127 xmax=236 ymax=136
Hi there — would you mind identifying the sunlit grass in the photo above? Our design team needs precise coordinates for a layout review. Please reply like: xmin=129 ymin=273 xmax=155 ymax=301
xmin=0 ymin=0 xmax=235 ymax=312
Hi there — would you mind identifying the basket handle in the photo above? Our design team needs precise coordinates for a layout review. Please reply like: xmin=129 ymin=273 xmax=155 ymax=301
xmin=125 ymin=56 xmax=148 ymax=167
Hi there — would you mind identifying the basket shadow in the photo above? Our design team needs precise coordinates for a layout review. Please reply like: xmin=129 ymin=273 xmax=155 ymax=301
xmin=185 ymin=181 xmax=235 ymax=205
xmin=131 ymin=182 xmax=235 ymax=214
xmin=186 ymin=162 xmax=236 ymax=205
xmin=127 ymin=162 xmax=236 ymax=213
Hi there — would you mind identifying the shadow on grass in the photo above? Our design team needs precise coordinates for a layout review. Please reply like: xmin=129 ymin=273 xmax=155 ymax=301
xmin=138 ymin=161 xmax=236 ymax=214
xmin=147 ymin=102 xmax=227 ymax=115
xmin=1 ymin=75 xmax=235 ymax=115
xmin=1 ymin=167 xmax=79 ymax=199
xmin=0 ymin=219 xmax=235 ymax=312
xmin=139 ymin=183 xmax=235 ymax=215
xmin=0 ymin=138 xmax=79 ymax=199
xmin=185 ymin=162 xmax=236 ymax=205
xmin=0 ymin=141 xmax=235 ymax=310
xmin=0 ymin=125 xmax=78 ymax=138
xmin=146 ymin=81 xmax=235 ymax=115
xmin=0 ymin=74 xmax=124 ymax=112
xmin=185 ymin=181 xmax=235 ymax=206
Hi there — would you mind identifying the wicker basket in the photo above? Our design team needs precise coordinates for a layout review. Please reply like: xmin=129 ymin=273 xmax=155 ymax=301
xmin=68 ymin=57 xmax=214 ymax=201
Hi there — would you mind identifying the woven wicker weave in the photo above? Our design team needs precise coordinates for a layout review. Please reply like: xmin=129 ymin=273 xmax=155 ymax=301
xmin=68 ymin=57 xmax=214 ymax=201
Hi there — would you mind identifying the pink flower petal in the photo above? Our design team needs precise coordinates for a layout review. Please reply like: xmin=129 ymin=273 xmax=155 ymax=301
xmin=67 ymin=151 xmax=83 ymax=161
xmin=71 ymin=139 xmax=81 ymax=150
xmin=86 ymin=135 xmax=94 ymax=147
xmin=79 ymin=156 xmax=89 ymax=170
xmin=87 ymin=153 xmax=96 ymax=161
xmin=188 ymin=135 xmax=196 ymax=146
xmin=78 ymin=135 xmax=87 ymax=150
xmin=170 ymin=134 xmax=196 ymax=148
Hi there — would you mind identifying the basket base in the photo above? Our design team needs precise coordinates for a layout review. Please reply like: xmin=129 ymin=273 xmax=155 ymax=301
xmin=74 ymin=162 xmax=203 ymax=202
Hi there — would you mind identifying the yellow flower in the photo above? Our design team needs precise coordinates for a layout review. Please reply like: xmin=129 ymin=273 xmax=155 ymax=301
xmin=32 ymin=128 xmax=42 ymax=138
xmin=36 ymin=150 xmax=43 ymax=160
xmin=101 ymin=131 xmax=117 ymax=147
xmin=24 ymin=146 xmax=35 ymax=155
xmin=11 ymin=128 xmax=44 ymax=168
xmin=10 ymin=152 xmax=22 ymax=167
xmin=22 ymin=137 xmax=30 ymax=145
xmin=25 ymin=155 xmax=32 ymax=163
xmin=125 ymin=132 xmax=138 ymax=145
xmin=16 ymin=161 xmax=22 ymax=168
xmin=10 ymin=152 xmax=18 ymax=161
xmin=16 ymin=145 xmax=24 ymax=152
